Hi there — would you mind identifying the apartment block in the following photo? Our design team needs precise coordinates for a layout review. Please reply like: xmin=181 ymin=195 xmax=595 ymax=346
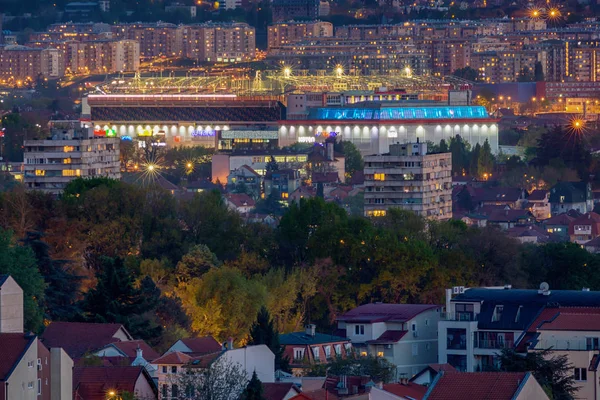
xmin=66 ymin=39 xmax=140 ymax=74
xmin=471 ymin=50 xmax=545 ymax=83
xmin=0 ymin=46 xmax=64 ymax=80
xmin=23 ymin=126 xmax=120 ymax=194
xmin=213 ymin=23 xmax=255 ymax=62
xmin=267 ymin=21 xmax=333 ymax=49
xmin=363 ymin=142 xmax=452 ymax=220
xmin=272 ymin=0 xmax=320 ymax=22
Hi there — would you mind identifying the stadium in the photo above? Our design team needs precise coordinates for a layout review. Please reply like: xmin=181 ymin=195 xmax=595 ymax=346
xmin=81 ymin=72 xmax=494 ymax=151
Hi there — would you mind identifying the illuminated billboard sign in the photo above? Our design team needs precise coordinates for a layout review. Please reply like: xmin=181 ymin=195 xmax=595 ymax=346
xmin=191 ymin=129 xmax=216 ymax=137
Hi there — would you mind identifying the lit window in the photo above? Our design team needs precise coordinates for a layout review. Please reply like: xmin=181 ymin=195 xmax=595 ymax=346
xmin=63 ymin=158 xmax=72 ymax=164
xmin=374 ymin=173 xmax=385 ymax=181
xmin=360 ymin=351 xmax=367 ymax=357
xmin=35 ymin=170 xmax=45 ymax=176
xmin=63 ymin=146 xmax=74 ymax=152
xmin=62 ymin=170 xmax=80 ymax=177
xmin=281 ymin=192 xmax=289 ymax=199
xmin=368 ymin=210 xmax=386 ymax=217
xmin=377 ymin=351 xmax=384 ymax=357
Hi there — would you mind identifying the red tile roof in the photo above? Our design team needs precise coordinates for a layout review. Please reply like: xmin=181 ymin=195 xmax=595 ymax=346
xmin=312 ymin=172 xmax=339 ymax=184
xmin=337 ymin=303 xmax=439 ymax=323
xmin=428 ymin=364 xmax=457 ymax=373
xmin=151 ymin=351 xmax=192 ymax=365
xmin=290 ymin=389 xmax=340 ymax=400
xmin=110 ymin=340 xmax=160 ymax=361
xmin=73 ymin=366 xmax=152 ymax=400
xmin=225 ymin=193 xmax=256 ymax=208
xmin=366 ymin=330 xmax=407 ymax=344
xmin=383 ymin=383 xmax=427 ymax=399
xmin=179 ymin=336 xmax=222 ymax=355
xmin=41 ymin=322 xmax=129 ymax=358
xmin=426 ymin=372 xmax=528 ymax=400
xmin=568 ymin=212 xmax=600 ymax=235
xmin=262 ymin=383 xmax=300 ymax=400
xmin=0 ymin=333 xmax=36 ymax=380
xmin=536 ymin=308 xmax=600 ymax=331
xmin=544 ymin=213 xmax=575 ymax=225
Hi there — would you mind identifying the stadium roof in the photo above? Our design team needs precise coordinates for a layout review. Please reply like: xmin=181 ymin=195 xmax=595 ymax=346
xmin=308 ymin=105 xmax=489 ymax=121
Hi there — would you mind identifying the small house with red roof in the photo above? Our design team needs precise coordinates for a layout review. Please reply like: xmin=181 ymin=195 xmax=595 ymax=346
xmin=224 ymin=193 xmax=256 ymax=214
xmin=423 ymin=371 xmax=548 ymax=400
xmin=409 ymin=364 xmax=456 ymax=386
xmin=569 ymin=212 xmax=600 ymax=244
xmin=164 ymin=337 xmax=222 ymax=357
xmin=289 ymin=186 xmax=316 ymax=204
xmin=279 ymin=325 xmax=351 ymax=376
xmin=542 ymin=212 xmax=576 ymax=241
xmin=336 ymin=303 xmax=442 ymax=379
xmin=73 ymin=366 xmax=156 ymax=400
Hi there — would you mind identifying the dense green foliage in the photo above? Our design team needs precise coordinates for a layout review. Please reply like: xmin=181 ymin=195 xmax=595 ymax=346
xmin=249 ymin=307 xmax=290 ymax=372
xmin=3 ymin=174 xmax=600 ymax=347
xmin=500 ymin=348 xmax=576 ymax=400
xmin=241 ymin=372 xmax=265 ymax=400
xmin=306 ymin=355 xmax=396 ymax=383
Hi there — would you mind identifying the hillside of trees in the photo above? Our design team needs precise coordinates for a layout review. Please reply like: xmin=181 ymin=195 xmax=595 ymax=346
xmin=1 ymin=177 xmax=599 ymax=350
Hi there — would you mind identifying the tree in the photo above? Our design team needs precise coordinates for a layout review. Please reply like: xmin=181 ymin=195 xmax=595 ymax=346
xmin=176 ymin=244 xmax=221 ymax=283
xmin=80 ymin=257 xmax=162 ymax=341
xmin=0 ymin=228 xmax=45 ymax=332
xmin=477 ymin=139 xmax=494 ymax=178
xmin=517 ymin=66 xmax=535 ymax=82
xmin=21 ymin=231 xmax=81 ymax=321
xmin=241 ymin=372 xmax=265 ymax=400
xmin=470 ymin=143 xmax=481 ymax=177
xmin=316 ymin=182 xmax=324 ymax=198
xmin=306 ymin=355 xmax=396 ymax=383
xmin=452 ymin=66 xmax=479 ymax=82
xmin=456 ymin=187 xmax=474 ymax=211
xmin=248 ymin=306 xmax=290 ymax=372
xmin=171 ymin=357 xmax=248 ymax=400
xmin=335 ymin=141 xmax=364 ymax=181
xmin=266 ymin=156 xmax=279 ymax=172
xmin=449 ymin=135 xmax=470 ymax=175
xmin=534 ymin=61 xmax=545 ymax=82
xmin=499 ymin=348 xmax=576 ymax=400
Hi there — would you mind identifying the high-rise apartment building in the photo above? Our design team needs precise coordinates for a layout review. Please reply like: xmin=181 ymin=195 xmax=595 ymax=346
xmin=267 ymin=21 xmax=333 ymax=49
xmin=0 ymin=46 xmax=64 ymax=80
xmin=363 ymin=141 xmax=452 ymax=220
xmin=24 ymin=125 xmax=120 ymax=194
xmin=272 ymin=0 xmax=319 ymax=22
xmin=66 ymin=39 xmax=139 ymax=74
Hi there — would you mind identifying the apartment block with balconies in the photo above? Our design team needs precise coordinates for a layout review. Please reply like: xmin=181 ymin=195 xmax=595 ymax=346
xmin=438 ymin=285 xmax=600 ymax=376
xmin=24 ymin=126 xmax=120 ymax=194
xmin=363 ymin=141 xmax=452 ymax=220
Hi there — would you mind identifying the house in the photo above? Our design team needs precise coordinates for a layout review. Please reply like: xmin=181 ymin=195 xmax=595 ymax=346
xmin=164 ymin=336 xmax=222 ymax=356
xmin=307 ymin=143 xmax=346 ymax=182
xmin=486 ymin=209 xmax=534 ymax=230
xmin=336 ymin=303 xmax=442 ymax=379
xmin=289 ymin=186 xmax=316 ymax=203
xmin=224 ymin=193 xmax=256 ymax=214
xmin=279 ymin=324 xmax=351 ymax=376
xmin=376 ymin=382 xmax=428 ymax=400
xmin=568 ymin=212 xmax=600 ymax=244
xmin=542 ymin=212 xmax=576 ymax=241
xmin=438 ymin=285 xmax=600 ymax=373
xmin=505 ymin=225 xmax=553 ymax=244
xmin=73 ymin=366 xmax=157 ymax=400
xmin=227 ymin=165 xmax=262 ymax=197
xmin=422 ymin=371 xmax=549 ymax=400
xmin=312 ymin=172 xmax=339 ymax=186
xmin=526 ymin=189 xmax=550 ymax=220
xmin=264 ymin=169 xmax=302 ymax=200
xmin=262 ymin=383 xmax=301 ymax=400
xmin=472 ymin=187 xmax=527 ymax=209
xmin=0 ymin=275 xmax=73 ymax=400
xmin=549 ymin=182 xmax=593 ymax=215
xmin=155 ymin=343 xmax=275 ymax=399
xmin=409 ymin=364 xmax=456 ymax=386
xmin=41 ymin=322 xmax=133 ymax=359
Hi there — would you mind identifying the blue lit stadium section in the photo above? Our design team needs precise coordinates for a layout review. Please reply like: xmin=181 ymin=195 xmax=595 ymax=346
xmin=311 ymin=106 xmax=489 ymax=121
xmin=280 ymin=104 xmax=499 ymax=156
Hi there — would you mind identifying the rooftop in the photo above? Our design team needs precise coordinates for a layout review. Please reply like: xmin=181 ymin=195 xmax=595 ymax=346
xmin=0 ymin=333 xmax=36 ymax=380
xmin=337 ymin=303 xmax=439 ymax=323
xmin=41 ymin=322 xmax=130 ymax=359
xmin=425 ymin=372 xmax=530 ymax=400
xmin=308 ymin=105 xmax=490 ymax=121
xmin=279 ymin=331 xmax=349 ymax=346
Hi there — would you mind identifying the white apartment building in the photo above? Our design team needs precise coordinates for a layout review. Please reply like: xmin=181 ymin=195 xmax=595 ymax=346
xmin=438 ymin=284 xmax=600 ymax=381
xmin=24 ymin=126 xmax=120 ymax=194
xmin=336 ymin=303 xmax=442 ymax=379
xmin=66 ymin=39 xmax=139 ymax=74
xmin=363 ymin=141 xmax=452 ymax=220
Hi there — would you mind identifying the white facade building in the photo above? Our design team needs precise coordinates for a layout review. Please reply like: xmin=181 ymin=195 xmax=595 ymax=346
xmin=336 ymin=303 xmax=442 ymax=379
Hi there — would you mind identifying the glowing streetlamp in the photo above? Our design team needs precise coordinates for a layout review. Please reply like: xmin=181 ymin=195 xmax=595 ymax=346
xmin=283 ymin=66 xmax=291 ymax=78
xmin=335 ymin=65 xmax=344 ymax=78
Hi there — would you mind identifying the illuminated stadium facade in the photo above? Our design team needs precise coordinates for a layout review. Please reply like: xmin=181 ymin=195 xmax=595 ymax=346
xmin=279 ymin=104 xmax=499 ymax=155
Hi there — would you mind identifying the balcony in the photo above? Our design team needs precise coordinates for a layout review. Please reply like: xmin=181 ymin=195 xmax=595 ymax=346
xmin=447 ymin=340 xmax=467 ymax=350
xmin=475 ymin=339 xmax=514 ymax=349
xmin=440 ymin=312 xmax=479 ymax=322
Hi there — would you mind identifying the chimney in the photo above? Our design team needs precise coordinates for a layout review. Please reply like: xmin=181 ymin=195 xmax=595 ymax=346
xmin=306 ymin=324 xmax=316 ymax=337
xmin=401 ymin=377 xmax=409 ymax=386
xmin=227 ymin=337 xmax=234 ymax=350
xmin=136 ymin=346 xmax=143 ymax=359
